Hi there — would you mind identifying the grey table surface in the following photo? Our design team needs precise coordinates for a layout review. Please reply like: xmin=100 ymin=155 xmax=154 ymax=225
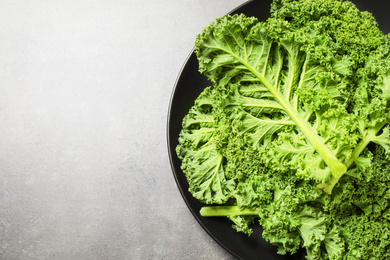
xmin=0 ymin=0 xmax=248 ymax=259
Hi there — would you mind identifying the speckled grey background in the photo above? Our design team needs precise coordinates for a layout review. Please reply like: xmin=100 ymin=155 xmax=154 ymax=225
xmin=0 ymin=0 xmax=248 ymax=259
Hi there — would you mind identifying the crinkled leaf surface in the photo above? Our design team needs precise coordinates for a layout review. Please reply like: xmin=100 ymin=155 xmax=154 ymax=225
xmin=195 ymin=14 xmax=360 ymax=193
xmin=177 ymin=88 xmax=235 ymax=204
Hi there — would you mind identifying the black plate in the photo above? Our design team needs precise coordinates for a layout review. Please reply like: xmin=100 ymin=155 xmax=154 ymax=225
xmin=167 ymin=1 xmax=390 ymax=259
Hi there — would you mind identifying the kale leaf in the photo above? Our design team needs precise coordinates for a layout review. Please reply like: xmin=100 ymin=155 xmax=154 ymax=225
xmin=176 ymin=0 xmax=390 ymax=259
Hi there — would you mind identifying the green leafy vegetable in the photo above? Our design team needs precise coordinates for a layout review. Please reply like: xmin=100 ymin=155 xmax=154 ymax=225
xmin=176 ymin=0 xmax=390 ymax=259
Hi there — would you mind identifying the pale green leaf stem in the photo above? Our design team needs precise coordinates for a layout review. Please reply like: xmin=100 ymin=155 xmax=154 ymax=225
xmin=200 ymin=205 xmax=259 ymax=217
xmin=345 ymin=122 xmax=388 ymax=168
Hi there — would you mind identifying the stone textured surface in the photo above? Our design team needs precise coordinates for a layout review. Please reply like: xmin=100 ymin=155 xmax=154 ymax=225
xmin=0 ymin=0 xmax=246 ymax=259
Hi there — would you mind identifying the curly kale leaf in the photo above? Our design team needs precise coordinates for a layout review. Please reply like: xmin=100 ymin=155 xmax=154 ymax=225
xmin=343 ymin=36 xmax=390 ymax=171
xmin=176 ymin=88 xmax=235 ymax=204
xmin=194 ymin=14 xmax=369 ymax=193
xmin=269 ymin=0 xmax=385 ymax=68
